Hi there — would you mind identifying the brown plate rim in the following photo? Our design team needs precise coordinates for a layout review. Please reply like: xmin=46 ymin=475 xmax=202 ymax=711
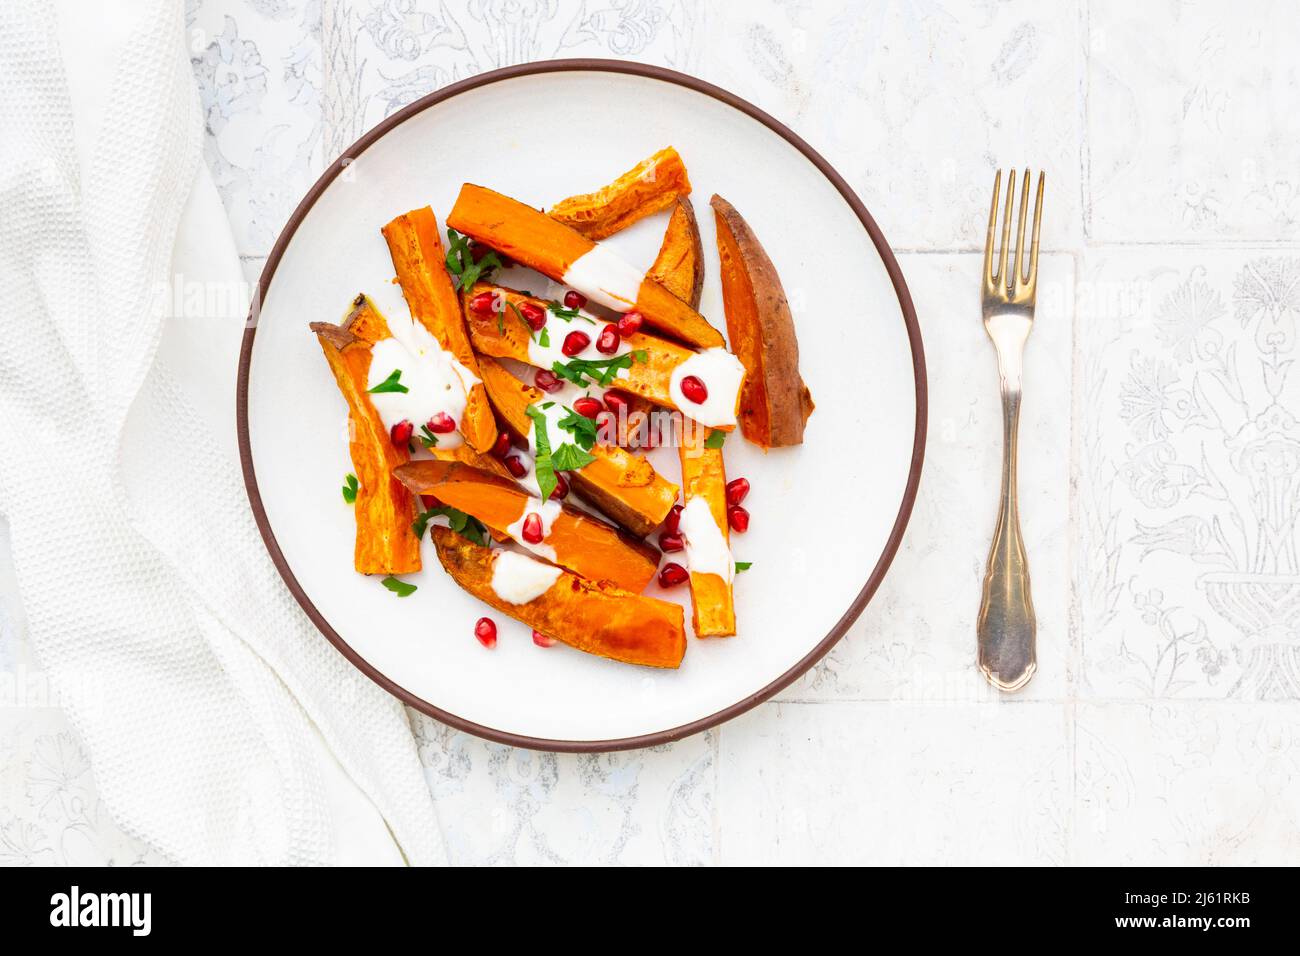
xmin=236 ymin=58 xmax=928 ymax=753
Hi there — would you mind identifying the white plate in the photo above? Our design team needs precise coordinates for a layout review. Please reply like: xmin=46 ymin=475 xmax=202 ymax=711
xmin=239 ymin=61 xmax=926 ymax=750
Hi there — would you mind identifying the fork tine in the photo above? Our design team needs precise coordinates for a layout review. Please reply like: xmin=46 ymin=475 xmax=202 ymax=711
xmin=1012 ymin=167 xmax=1030 ymax=288
xmin=984 ymin=169 xmax=1001 ymax=282
xmin=998 ymin=169 xmax=1015 ymax=286
xmin=1027 ymin=171 xmax=1045 ymax=285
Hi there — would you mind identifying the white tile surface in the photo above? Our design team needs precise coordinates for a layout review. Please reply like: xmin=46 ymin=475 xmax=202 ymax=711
xmin=5 ymin=0 xmax=1300 ymax=866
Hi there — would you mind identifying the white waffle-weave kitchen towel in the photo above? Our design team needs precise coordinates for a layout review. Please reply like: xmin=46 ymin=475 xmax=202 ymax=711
xmin=0 ymin=0 xmax=445 ymax=865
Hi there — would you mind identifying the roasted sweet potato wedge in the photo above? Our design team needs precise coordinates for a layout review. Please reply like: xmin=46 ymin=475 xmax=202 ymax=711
xmin=447 ymin=183 xmax=723 ymax=349
xmin=394 ymin=459 xmax=659 ymax=592
xmin=678 ymin=420 xmax=736 ymax=637
xmin=382 ymin=207 xmax=497 ymax=453
xmin=432 ymin=527 xmax=686 ymax=668
xmin=648 ymin=197 xmax=704 ymax=309
xmin=461 ymin=283 xmax=736 ymax=429
xmin=475 ymin=356 xmax=679 ymax=537
xmin=711 ymin=194 xmax=815 ymax=448
xmin=311 ymin=295 xmax=421 ymax=575
xmin=547 ymin=147 xmax=692 ymax=241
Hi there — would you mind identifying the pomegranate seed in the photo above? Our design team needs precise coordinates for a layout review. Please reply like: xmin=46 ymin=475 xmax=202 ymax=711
xmin=520 ymin=301 xmax=546 ymax=331
xmin=659 ymin=562 xmax=689 ymax=588
xmin=603 ymin=389 xmax=634 ymax=416
xmin=491 ymin=432 xmax=512 ymax=457
xmin=532 ymin=630 xmax=556 ymax=647
xmin=390 ymin=420 xmax=414 ymax=445
xmin=426 ymin=411 xmax=456 ymax=434
xmin=664 ymin=504 xmax=683 ymax=534
xmin=616 ymin=311 xmax=643 ymax=336
xmin=725 ymin=477 xmax=750 ymax=506
xmin=474 ymin=617 xmax=497 ymax=648
xmin=534 ymin=368 xmax=561 ymax=392
xmin=563 ymin=290 xmax=586 ymax=309
xmin=552 ymin=472 xmax=570 ymax=499
xmin=420 ymin=494 xmax=441 ymax=509
xmin=728 ymin=505 xmax=750 ymax=533
xmin=521 ymin=512 xmax=544 ymax=544
xmin=504 ymin=455 xmax=528 ymax=478
xmin=658 ymin=530 xmax=685 ymax=552
xmin=469 ymin=291 xmax=497 ymax=315
xmin=596 ymin=324 xmax=620 ymax=355
xmin=573 ymin=396 xmax=604 ymax=419
xmin=562 ymin=330 xmax=591 ymax=357
xmin=679 ymin=375 xmax=708 ymax=404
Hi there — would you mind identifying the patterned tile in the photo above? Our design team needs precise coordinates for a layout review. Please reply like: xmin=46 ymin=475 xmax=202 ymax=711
xmin=187 ymin=0 xmax=325 ymax=256
xmin=717 ymin=700 xmax=1070 ymax=865
xmin=700 ymin=0 xmax=1085 ymax=252
xmin=778 ymin=253 xmax=1075 ymax=702
xmin=1076 ymin=247 xmax=1300 ymax=700
xmin=1088 ymin=0 xmax=1300 ymax=242
xmin=410 ymin=712 xmax=715 ymax=865
xmin=1075 ymin=701 xmax=1300 ymax=864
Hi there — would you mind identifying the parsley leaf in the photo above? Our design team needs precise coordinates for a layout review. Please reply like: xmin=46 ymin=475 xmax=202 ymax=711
xmin=368 ymin=368 xmax=408 ymax=394
xmin=547 ymin=302 xmax=595 ymax=324
xmin=735 ymin=561 xmax=752 ymax=572
xmin=538 ymin=326 xmax=550 ymax=348
xmin=557 ymin=408 xmax=598 ymax=450
xmin=418 ymin=424 xmax=439 ymax=450
xmin=341 ymin=473 xmax=358 ymax=504
xmin=444 ymin=227 xmax=502 ymax=291
xmin=412 ymin=505 xmax=487 ymax=545
xmin=381 ymin=576 xmax=417 ymax=597
xmin=704 ymin=429 xmax=727 ymax=450
xmin=551 ymin=442 xmax=596 ymax=472
xmin=551 ymin=353 xmax=635 ymax=388
xmin=523 ymin=403 xmax=558 ymax=503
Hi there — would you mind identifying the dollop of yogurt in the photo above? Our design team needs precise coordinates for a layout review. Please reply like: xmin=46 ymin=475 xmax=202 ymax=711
xmin=669 ymin=347 xmax=746 ymax=428
xmin=559 ymin=245 xmax=646 ymax=312
xmin=504 ymin=496 xmax=563 ymax=562
xmin=489 ymin=550 xmax=563 ymax=605
xmin=678 ymin=496 xmax=734 ymax=583
xmin=363 ymin=280 xmax=480 ymax=449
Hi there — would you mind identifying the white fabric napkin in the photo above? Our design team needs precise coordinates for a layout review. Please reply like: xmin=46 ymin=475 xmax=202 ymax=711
xmin=0 ymin=0 xmax=445 ymax=865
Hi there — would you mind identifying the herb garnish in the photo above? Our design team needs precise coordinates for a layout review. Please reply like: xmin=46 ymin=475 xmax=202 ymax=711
xmin=735 ymin=561 xmax=752 ymax=572
xmin=538 ymin=326 xmax=550 ymax=348
xmin=341 ymin=473 xmax=358 ymax=503
xmin=418 ymin=424 xmax=439 ymax=450
xmin=551 ymin=443 xmax=596 ymax=472
xmin=704 ymin=429 xmax=727 ymax=450
xmin=550 ymin=350 xmax=645 ymax=388
xmin=381 ymin=576 xmax=417 ymax=597
xmin=557 ymin=408 xmax=598 ymax=450
xmin=368 ymin=369 xmax=408 ymax=394
xmin=412 ymin=505 xmax=487 ymax=545
xmin=523 ymin=403 xmax=558 ymax=502
xmin=444 ymin=227 xmax=502 ymax=291
xmin=547 ymin=302 xmax=596 ymax=325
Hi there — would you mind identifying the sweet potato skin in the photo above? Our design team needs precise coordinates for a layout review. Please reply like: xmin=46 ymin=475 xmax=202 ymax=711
xmin=394 ymin=459 xmax=659 ymax=592
xmin=310 ymin=295 xmax=421 ymax=575
xmin=548 ymin=147 xmax=692 ymax=240
xmin=381 ymin=207 xmax=497 ymax=453
xmin=648 ymin=197 xmax=705 ymax=309
xmin=679 ymin=419 xmax=736 ymax=637
xmin=475 ymin=356 xmax=679 ymax=537
xmin=447 ymin=183 xmax=724 ymax=350
xmin=431 ymin=527 xmax=686 ymax=668
xmin=711 ymin=194 xmax=815 ymax=448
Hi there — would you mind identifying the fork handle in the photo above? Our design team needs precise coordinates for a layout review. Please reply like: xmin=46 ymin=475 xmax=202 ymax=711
xmin=977 ymin=386 xmax=1037 ymax=691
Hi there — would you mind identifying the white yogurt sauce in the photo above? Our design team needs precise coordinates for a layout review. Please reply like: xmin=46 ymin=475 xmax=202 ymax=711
xmin=504 ymin=496 xmax=563 ymax=562
xmin=560 ymin=245 xmax=646 ymax=312
xmin=679 ymin=496 xmax=734 ymax=583
xmin=489 ymin=549 xmax=563 ymax=605
xmin=363 ymin=280 xmax=480 ymax=449
xmin=668 ymin=347 xmax=746 ymax=428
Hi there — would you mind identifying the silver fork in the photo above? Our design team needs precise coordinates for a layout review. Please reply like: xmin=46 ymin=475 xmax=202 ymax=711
xmin=977 ymin=168 xmax=1044 ymax=692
